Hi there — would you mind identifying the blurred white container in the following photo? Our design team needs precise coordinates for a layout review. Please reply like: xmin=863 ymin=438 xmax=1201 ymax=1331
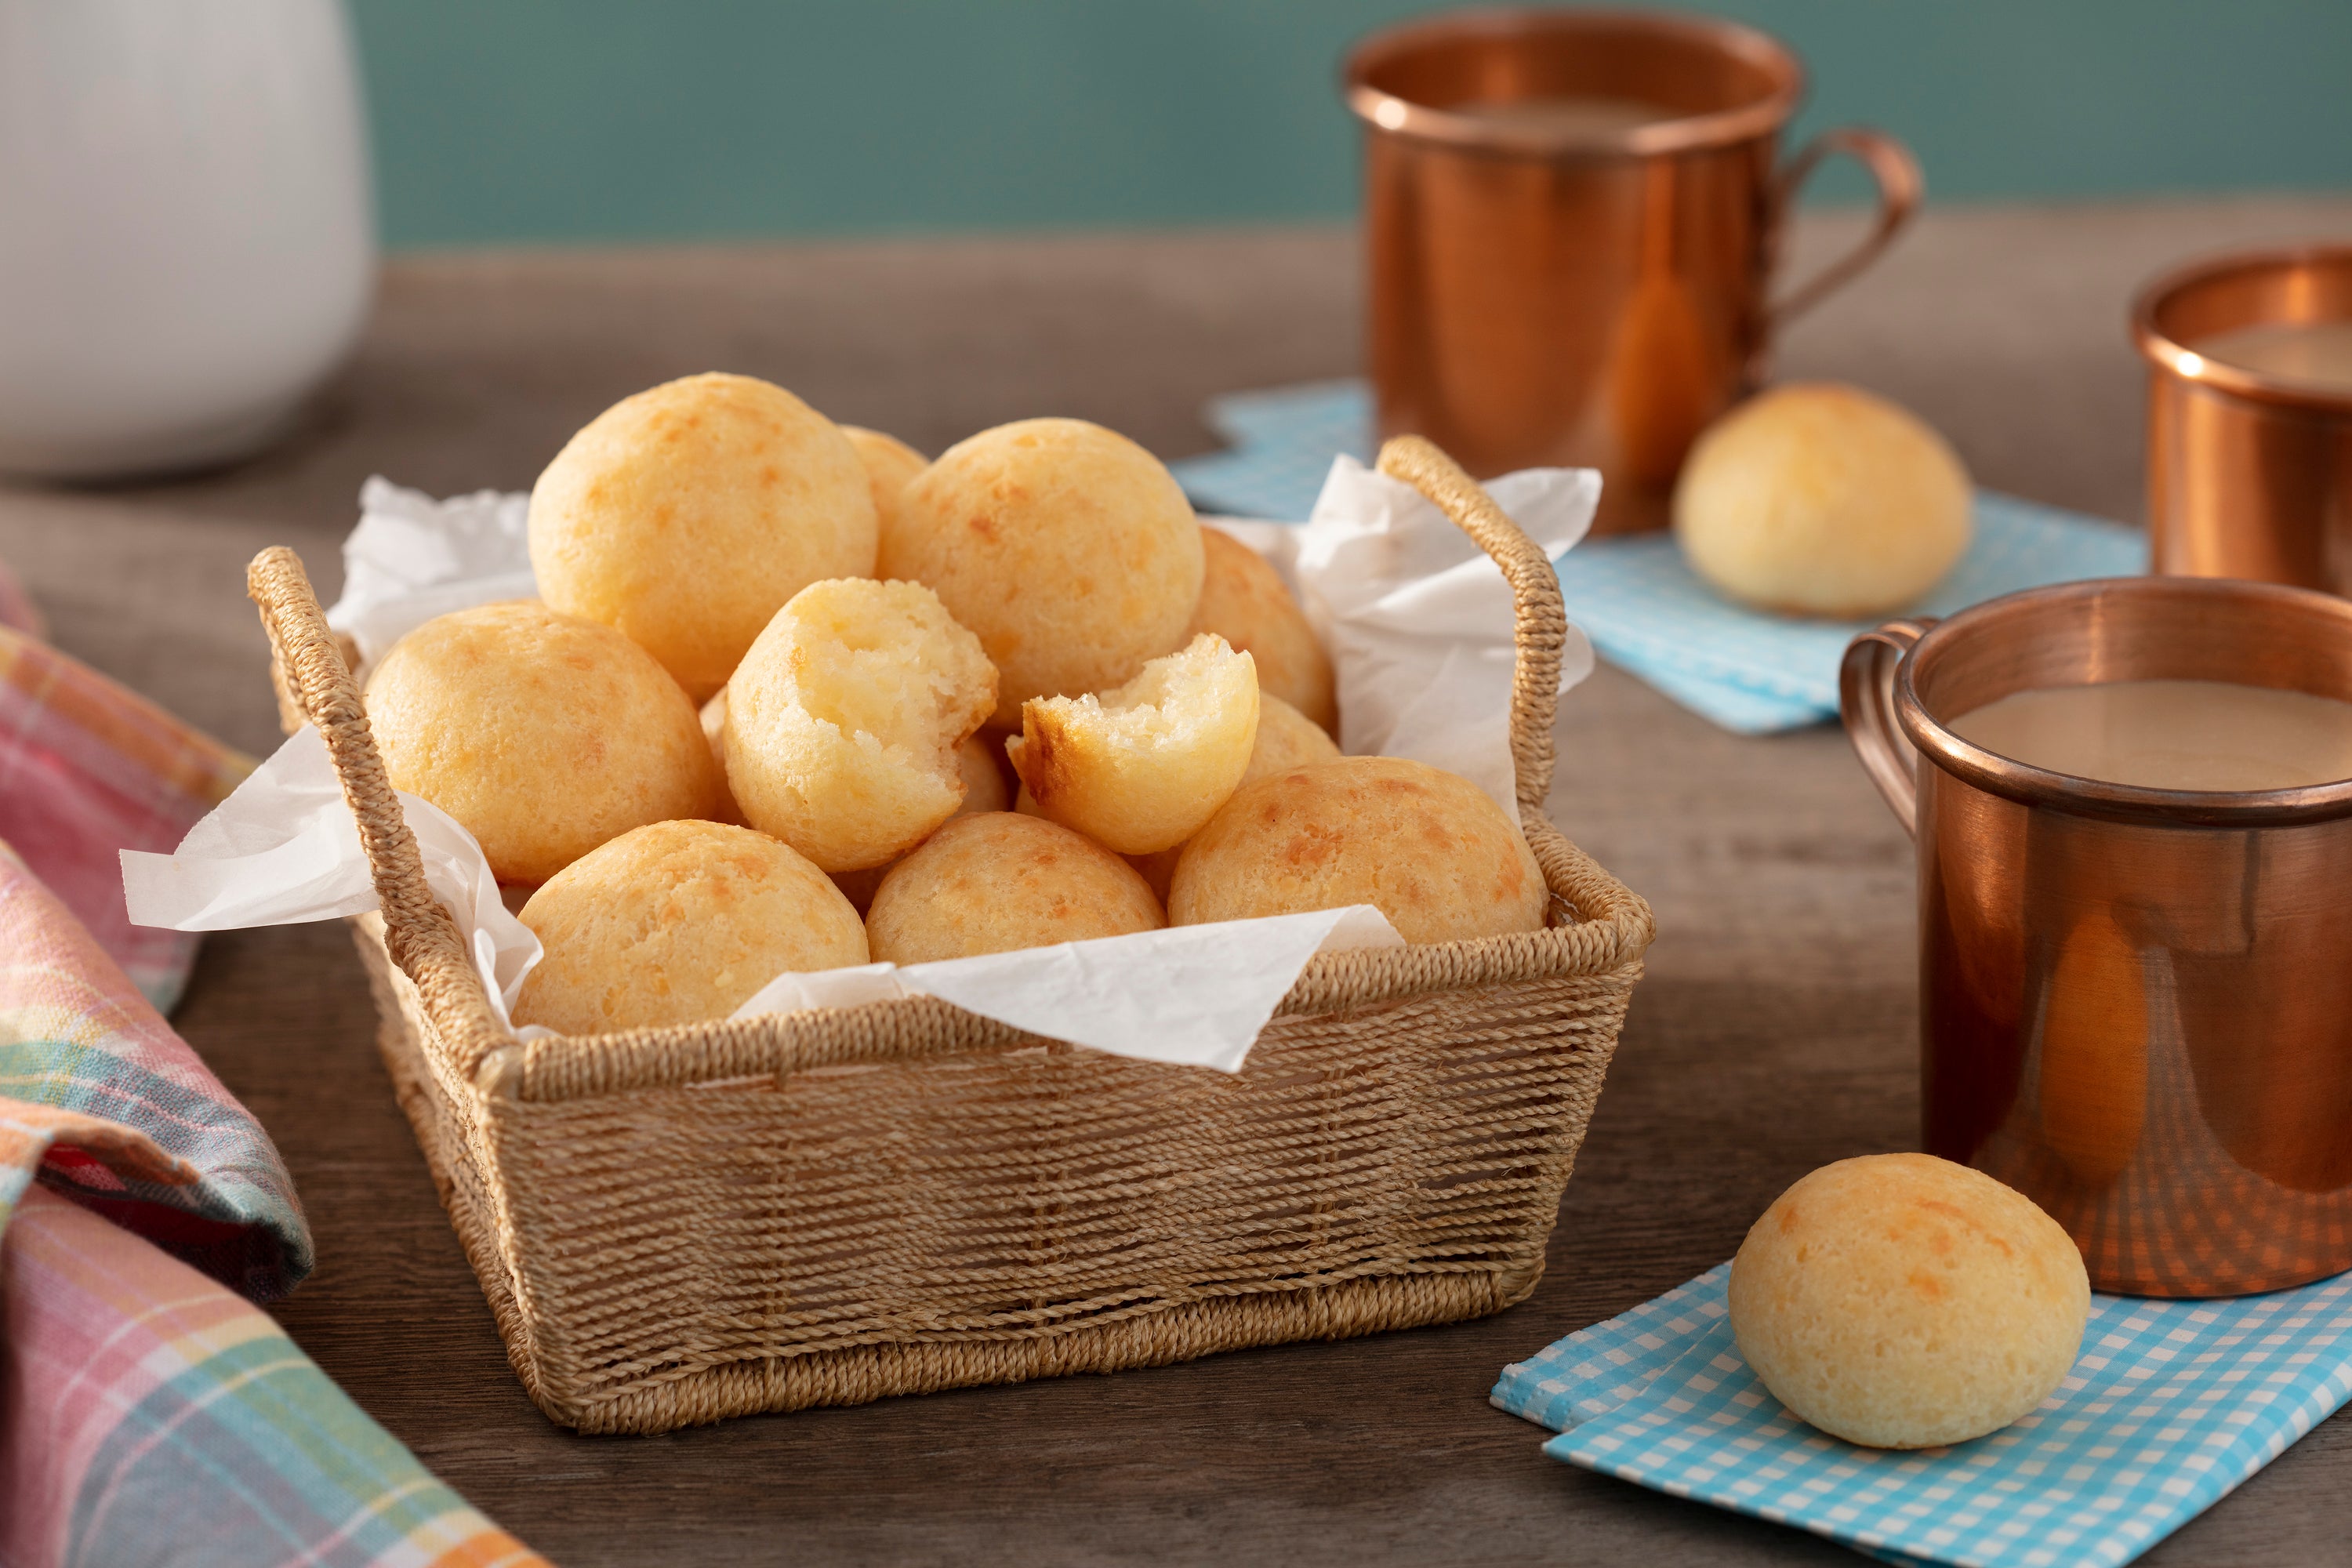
xmin=0 ymin=0 xmax=376 ymax=480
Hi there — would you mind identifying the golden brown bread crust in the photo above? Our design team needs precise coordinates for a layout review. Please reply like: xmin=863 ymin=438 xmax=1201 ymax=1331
xmin=366 ymin=599 xmax=721 ymax=884
xmin=1188 ymin=526 xmax=1338 ymax=734
xmin=529 ymin=372 xmax=878 ymax=700
xmin=1674 ymin=381 xmax=1972 ymax=619
xmin=840 ymin=425 xmax=927 ymax=548
xmin=865 ymin=811 xmax=1163 ymax=964
xmin=513 ymin=819 xmax=867 ymax=1034
xmin=1728 ymin=1153 xmax=2090 ymax=1450
xmin=1167 ymin=756 xmax=1545 ymax=943
xmin=883 ymin=417 xmax=1203 ymax=725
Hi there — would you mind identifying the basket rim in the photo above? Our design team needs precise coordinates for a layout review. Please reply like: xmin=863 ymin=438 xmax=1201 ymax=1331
xmin=249 ymin=437 xmax=1656 ymax=1105
xmin=477 ymin=905 xmax=1649 ymax=1102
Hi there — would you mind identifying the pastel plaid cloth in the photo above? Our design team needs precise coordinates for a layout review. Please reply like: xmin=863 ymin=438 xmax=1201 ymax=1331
xmin=1163 ymin=381 xmax=2146 ymax=734
xmin=1493 ymin=1263 xmax=2352 ymax=1568
xmin=0 ymin=842 xmax=550 ymax=1566
xmin=0 ymin=620 xmax=253 ymax=1009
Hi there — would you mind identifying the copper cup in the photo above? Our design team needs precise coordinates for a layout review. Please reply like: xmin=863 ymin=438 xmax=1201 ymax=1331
xmin=1345 ymin=7 xmax=1920 ymax=534
xmin=2136 ymin=245 xmax=2352 ymax=590
xmin=1842 ymin=576 xmax=2352 ymax=1296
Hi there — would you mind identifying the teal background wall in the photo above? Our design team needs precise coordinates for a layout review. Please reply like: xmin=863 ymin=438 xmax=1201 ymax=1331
xmin=348 ymin=0 xmax=2352 ymax=251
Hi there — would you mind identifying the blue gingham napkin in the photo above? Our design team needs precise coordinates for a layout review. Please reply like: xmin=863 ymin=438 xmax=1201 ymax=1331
xmin=1492 ymin=1264 xmax=2352 ymax=1568
xmin=1165 ymin=382 xmax=2147 ymax=735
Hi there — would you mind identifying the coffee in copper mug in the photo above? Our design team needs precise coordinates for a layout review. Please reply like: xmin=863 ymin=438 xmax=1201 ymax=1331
xmin=2135 ymin=245 xmax=2352 ymax=592
xmin=1344 ymin=8 xmax=1920 ymax=534
xmin=1841 ymin=576 xmax=2352 ymax=1297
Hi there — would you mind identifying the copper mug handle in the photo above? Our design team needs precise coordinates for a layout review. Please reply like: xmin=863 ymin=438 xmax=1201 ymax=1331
xmin=1770 ymin=127 xmax=1924 ymax=328
xmin=1838 ymin=616 xmax=1936 ymax=837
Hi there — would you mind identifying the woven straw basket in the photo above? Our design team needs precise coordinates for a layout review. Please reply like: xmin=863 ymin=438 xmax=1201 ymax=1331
xmin=247 ymin=437 xmax=1653 ymax=1436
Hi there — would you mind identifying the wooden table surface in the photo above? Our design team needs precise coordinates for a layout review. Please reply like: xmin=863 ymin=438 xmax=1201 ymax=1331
xmin=6 ymin=197 xmax=2351 ymax=1566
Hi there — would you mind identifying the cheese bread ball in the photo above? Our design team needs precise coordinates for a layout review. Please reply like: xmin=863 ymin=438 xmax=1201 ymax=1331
xmin=1123 ymin=693 xmax=1342 ymax=899
xmin=723 ymin=577 xmax=996 ymax=872
xmin=840 ymin=426 xmax=927 ymax=543
xmin=511 ymin=820 xmax=866 ymax=1035
xmin=1675 ymin=382 xmax=1972 ymax=619
xmin=1729 ymin=1154 xmax=2090 ymax=1450
xmin=367 ymin=601 xmax=721 ymax=885
xmin=866 ymin=812 xmax=1162 ymax=964
xmin=1007 ymin=633 xmax=1258 ymax=856
xmin=529 ymin=372 xmax=879 ymax=700
xmin=1169 ymin=757 xmax=1546 ymax=943
xmin=1189 ymin=526 xmax=1338 ymax=734
xmin=829 ymin=733 xmax=1010 ymax=913
xmin=884 ymin=418 xmax=1203 ymax=724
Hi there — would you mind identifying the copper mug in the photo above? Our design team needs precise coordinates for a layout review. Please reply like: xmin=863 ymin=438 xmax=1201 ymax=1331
xmin=1345 ymin=6 xmax=1920 ymax=535
xmin=1842 ymin=576 xmax=2352 ymax=1297
xmin=2135 ymin=245 xmax=2352 ymax=592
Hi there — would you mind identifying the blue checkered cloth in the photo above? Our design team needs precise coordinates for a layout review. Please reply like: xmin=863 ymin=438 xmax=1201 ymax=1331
xmin=1492 ymin=1264 xmax=2352 ymax=1568
xmin=1165 ymin=382 xmax=2147 ymax=735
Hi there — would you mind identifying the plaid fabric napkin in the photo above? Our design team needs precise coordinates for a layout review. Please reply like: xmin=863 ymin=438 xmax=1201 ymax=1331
xmin=0 ymin=620 xmax=252 ymax=1008
xmin=1164 ymin=381 xmax=2146 ymax=734
xmin=1493 ymin=1263 xmax=2352 ymax=1568
xmin=0 ymin=841 xmax=549 ymax=1567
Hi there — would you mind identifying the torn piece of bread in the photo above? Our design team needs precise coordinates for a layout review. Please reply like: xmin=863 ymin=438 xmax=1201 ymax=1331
xmin=723 ymin=577 xmax=996 ymax=871
xmin=1007 ymin=633 xmax=1259 ymax=855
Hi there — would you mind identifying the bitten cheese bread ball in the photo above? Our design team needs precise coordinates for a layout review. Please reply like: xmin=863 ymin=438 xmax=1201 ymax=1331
xmin=1189 ymin=526 xmax=1338 ymax=734
xmin=1675 ymin=382 xmax=1972 ymax=619
xmin=884 ymin=418 xmax=1203 ymax=724
xmin=511 ymin=820 xmax=866 ymax=1035
xmin=1169 ymin=757 xmax=1546 ymax=943
xmin=829 ymin=733 xmax=1010 ymax=913
xmin=1729 ymin=1154 xmax=2090 ymax=1450
xmin=866 ymin=812 xmax=1163 ymax=964
xmin=367 ymin=601 xmax=721 ymax=885
xmin=840 ymin=426 xmax=926 ymax=543
xmin=1123 ymin=693 xmax=1341 ymax=898
xmin=1007 ymin=633 xmax=1258 ymax=855
xmin=529 ymin=372 xmax=879 ymax=700
xmin=723 ymin=577 xmax=996 ymax=872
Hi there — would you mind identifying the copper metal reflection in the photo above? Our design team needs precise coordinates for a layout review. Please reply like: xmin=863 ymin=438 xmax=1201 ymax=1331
xmin=2135 ymin=245 xmax=2352 ymax=591
xmin=1842 ymin=577 xmax=2352 ymax=1296
xmin=1345 ymin=8 xmax=1919 ymax=534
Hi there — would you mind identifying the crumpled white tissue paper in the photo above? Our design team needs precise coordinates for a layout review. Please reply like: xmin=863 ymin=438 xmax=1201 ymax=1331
xmin=124 ymin=459 xmax=1598 ymax=1071
xmin=1295 ymin=456 xmax=1597 ymax=821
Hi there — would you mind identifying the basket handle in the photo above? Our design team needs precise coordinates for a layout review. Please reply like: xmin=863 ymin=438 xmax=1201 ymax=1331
xmin=1374 ymin=437 xmax=1654 ymax=954
xmin=246 ymin=547 xmax=514 ymax=1074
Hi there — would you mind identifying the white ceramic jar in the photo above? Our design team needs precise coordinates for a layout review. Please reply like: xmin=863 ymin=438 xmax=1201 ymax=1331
xmin=0 ymin=0 xmax=376 ymax=480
